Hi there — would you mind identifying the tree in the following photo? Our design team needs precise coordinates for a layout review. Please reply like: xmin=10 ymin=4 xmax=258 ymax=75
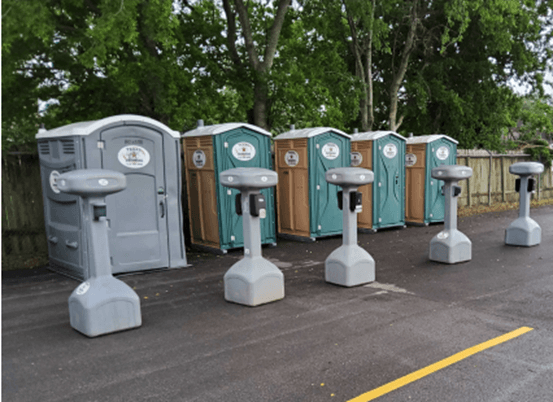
xmin=400 ymin=0 xmax=552 ymax=149
xmin=509 ymin=97 xmax=553 ymax=166
xmin=1 ymin=0 xmax=247 ymax=151
xmin=221 ymin=0 xmax=291 ymax=130
xmin=341 ymin=0 xmax=378 ymax=131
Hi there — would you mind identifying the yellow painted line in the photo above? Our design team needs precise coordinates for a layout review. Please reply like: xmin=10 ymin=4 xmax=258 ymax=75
xmin=348 ymin=326 xmax=534 ymax=402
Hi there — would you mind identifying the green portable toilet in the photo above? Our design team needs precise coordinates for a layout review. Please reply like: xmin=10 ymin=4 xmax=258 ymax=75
xmin=274 ymin=127 xmax=351 ymax=241
xmin=405 ymin=134 xmax=458 ymax=225
xmin=182 ymin=122 xmax=276 ymax=253
xmin=351 ymin=131 xmax=406 ymax=231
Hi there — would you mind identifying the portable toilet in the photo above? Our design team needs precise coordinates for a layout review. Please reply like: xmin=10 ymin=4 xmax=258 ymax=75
xmin=350 ymin=131 xmax=406 ymax=231
xmin=405 ymin=134 xmax=458 ymax=225
xmin=182 ymin=122 xmax=276 ymax=253
xmin=274 ymin=127 xmax=351 ymax=240
xmin=36 ymin=115 xmax=188 ymax=280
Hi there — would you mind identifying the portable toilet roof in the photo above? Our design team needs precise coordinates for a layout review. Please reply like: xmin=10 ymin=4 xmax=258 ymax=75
xmin=183 ymin=123 xmax=271 ymax=138
xmin=274 ymin=127 xmax=351 ymax=140
xmin=352 ymin=130 xmax=406 ymax=142
xmin=406 ymin=134 xmax=458 ymax=144
xmin=36 ymin=114 xmax=181 ymax=138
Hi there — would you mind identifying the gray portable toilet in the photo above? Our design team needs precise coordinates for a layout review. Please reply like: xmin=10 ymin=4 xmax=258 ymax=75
xmin=36 ymin=115 xmax=187 ymax=280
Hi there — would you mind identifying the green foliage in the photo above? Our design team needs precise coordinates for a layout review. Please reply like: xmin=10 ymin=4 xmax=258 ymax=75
xmin=399 ymin=0 xmax=550 ymax=149
xmin=512 ymin=97 xmax=553 ymax=167
xmin=2 ymin=0 xmax=552 ymax=151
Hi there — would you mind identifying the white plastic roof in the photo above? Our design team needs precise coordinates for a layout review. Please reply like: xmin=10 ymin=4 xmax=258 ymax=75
xmin=35 ymin=115 xmax=181 ymax=139
xmin=274 ymin=127 xmax=351 ymax=140
xmin=406 ymin=134 xmax=458 ymax=144
xmin=351 ymin=130 xmax=406 ymax=142
xmin=182 ymin=123 xmax=271 ymax=138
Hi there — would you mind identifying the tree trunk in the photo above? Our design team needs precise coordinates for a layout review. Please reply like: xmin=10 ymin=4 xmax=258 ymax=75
xmin=388 ymin=0 xmax=418 ymax=132
xmin=253 ymin=78 xmax=269 ymax=130
xmin=224 ymin=0 xmax=290 ymax=130
xmin=360 ymin=92 xmax=369 ymax=132
xmin=366 ymin=0 xmax=375 ymax=130
xmin=344 ymin=0 xmax=375 ymax=132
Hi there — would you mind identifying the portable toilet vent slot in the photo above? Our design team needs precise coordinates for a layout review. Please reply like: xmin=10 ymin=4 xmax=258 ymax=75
xmin=36 ymin=115 xmax=188 ymax=280
xmin=274 ymin=127 xmax=351 ymax=240
xmin=405 ymin=134 xmax=458 ymax=225
xmin=182 ymin=123 xmax=276 ymax=253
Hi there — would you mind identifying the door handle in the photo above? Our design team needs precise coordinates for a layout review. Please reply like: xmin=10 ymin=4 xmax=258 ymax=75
xmin=48 ymin=236 xmax=58 ymax=245
xmin=160 ymin=200 xmax=165 ymax=218
xmin=65 ymin=240 xmax=78 ymax=249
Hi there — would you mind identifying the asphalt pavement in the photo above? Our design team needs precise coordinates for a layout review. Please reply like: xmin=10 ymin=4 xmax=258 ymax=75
xmin=2 ymin=205 xmax=553 ymax=402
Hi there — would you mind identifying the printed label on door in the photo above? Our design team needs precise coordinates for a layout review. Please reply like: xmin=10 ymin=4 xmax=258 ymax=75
xmin=49 ymin=170 xmax=61 ymax=194
xmin=322 ymin=142 xmax=340 ymax=160
xmin=405 ymin=153 xmax=417 ymax=167
xmin=383 ymin=143 xmax=397 ymax=159
xmin=192 ymin=150 xmax=206 ymax=168
xmin=285 ymin=150 xmax=299 ymax=167
xmin=351 ymin=152 xmax=363 ymax=166
xmin=232 ymin=142 xmax=256 ymax=161
xmin=436 ymin=146 xmax=450 ymax=160
xmin=118 ymin=145 xmax=151 ymax=169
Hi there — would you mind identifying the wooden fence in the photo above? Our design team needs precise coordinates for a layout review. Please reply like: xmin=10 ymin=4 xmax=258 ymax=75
xmin=456 ymin=150 xmax=553 ymax=208
xmin=2 ymin=150 xmax=552 ymax=270
xmin=2 ymin=153 xmax=49 ymax=270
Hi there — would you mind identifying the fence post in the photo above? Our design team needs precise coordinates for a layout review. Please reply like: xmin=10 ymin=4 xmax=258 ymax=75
xmin=501 ymin=156 xmax=506 ymax=202
xmin=465 ymin=156 xmax=471 ymax=207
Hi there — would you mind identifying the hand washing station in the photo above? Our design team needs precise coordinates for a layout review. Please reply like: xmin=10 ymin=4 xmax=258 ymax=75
xmin=505 ymin=162 xmax=544 ymax=247
xmin=429 ymin=165 xmax=473 ymax=264
xmin=219 ymin=168 xmax=284 ymax=306
xmin=324 ymin=167 xmax=375 ymax=286
xmin=57 ymin=169 xmax=142 ymax=337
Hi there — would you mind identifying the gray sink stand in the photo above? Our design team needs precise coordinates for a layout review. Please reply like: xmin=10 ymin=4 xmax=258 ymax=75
xmin=57 ymin=170 xmax=142 ymax=337
xmin=325 ymin=168 xmax=375 ymax=287
xmin=220 ymin=168 xmax=284 ymax=306
xmin=429 ymin=165 xmax=473 ymax=264
xmin=505 ymin=162 xmax=544 ymax=247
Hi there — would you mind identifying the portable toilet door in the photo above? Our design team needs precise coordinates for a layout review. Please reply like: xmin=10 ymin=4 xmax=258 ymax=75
xmin=182 ymin=123 xmax=276 ymax=252
xmin=405 ymin=135 xmax=458 ymax=225
xmin=36 ymin=115 xmax=187 ymax=280
xmin=351 ymin=131 xmax=406 ymax=230
xmin=274 ymin=127 xmax=351 ymax=240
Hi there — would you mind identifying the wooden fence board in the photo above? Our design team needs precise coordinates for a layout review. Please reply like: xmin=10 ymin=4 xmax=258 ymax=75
xmin=2 ymin=154 xmax=48 ymax=269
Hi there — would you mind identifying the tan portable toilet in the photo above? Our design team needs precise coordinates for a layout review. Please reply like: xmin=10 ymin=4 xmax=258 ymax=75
xmin=182 ymin=122 xmax=276 ymax=253
xmin=351 ymin=131 xmax=406 ymax=231
xmin=274 ymin=127 xmax=351 ymax=240
xmin=405 ymin=134 xmax=458 ymax=225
